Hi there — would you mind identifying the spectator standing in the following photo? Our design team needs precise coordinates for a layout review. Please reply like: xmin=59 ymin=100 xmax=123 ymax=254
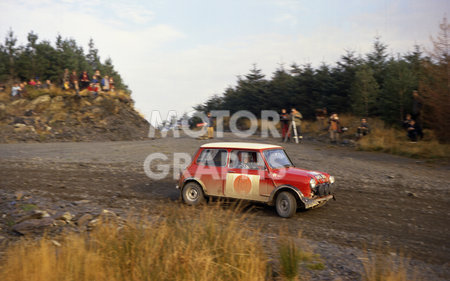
xmin=411 ymin=90 xmax=423 ymax=122
xmin=290 ymin=108 xmax=303 ymax=140
xmin=357 ymin=118 xmax=370 ymax=139
xmin=70 ymin=70 xmax=79 ymax=94
xmin=328 ymin=113 xmax=341 ymax=144
xmin=101 ymin=75 xmax=110 ymax=92
xmin=280 ymin=108 xmax=290 ymax=141
xmin=79 ymin=71 xmax=90 ymax=90
xmin=207 ymin=112 xmax=214 ymax=139
xmin=315 ymin=107 xmax=328 ymax=130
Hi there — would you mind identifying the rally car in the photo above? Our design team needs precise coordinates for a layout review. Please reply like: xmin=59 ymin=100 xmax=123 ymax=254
xmin=176 ymin=142 xmax=335 ymax=218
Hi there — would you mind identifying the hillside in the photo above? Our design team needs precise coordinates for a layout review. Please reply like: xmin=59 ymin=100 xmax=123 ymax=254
xmin=0 ymin=88 xmax=149 ymax=142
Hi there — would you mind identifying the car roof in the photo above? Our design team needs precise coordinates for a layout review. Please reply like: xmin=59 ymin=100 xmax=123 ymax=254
xmin=200 ymin=142 xmax=283 ymax=150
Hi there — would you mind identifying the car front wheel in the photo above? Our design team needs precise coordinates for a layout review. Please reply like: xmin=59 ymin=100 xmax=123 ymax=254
xmin=275 ymin=191 xmax=297 ymax=218
xmin=182 ymin=182 xmax=205 ymax=206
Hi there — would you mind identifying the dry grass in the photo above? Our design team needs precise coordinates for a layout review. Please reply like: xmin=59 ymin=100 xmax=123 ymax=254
xmin=0 ymin=204 xmax=268 ymax=281
xmin=278 ymin=237 xmax=303 ymax=281
xmin=275 ymin=232 xmax=326 ymax=281
xmin=356 ymin=127 xmax=449 ymax=159
xmin=0 ymin=202 xmax=423 ymax=281
xmin=303 ymin=114 xmax=449 ymax=159
xmin=361 ymin=247 xmax=415 ymax=281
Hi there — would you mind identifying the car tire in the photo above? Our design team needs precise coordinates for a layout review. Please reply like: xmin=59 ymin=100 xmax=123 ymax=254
xmin=182 ymin=182 xmax=205 ymax=206
xmin=275 ymin=191 xmax=297 ymax=218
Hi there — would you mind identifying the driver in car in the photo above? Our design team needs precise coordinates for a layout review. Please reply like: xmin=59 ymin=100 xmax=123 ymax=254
xmin=238 ymin=153 xmax=257 ymax=169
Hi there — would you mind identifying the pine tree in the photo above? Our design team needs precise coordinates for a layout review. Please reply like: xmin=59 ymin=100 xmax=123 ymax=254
xmin=351 ymin=65 xmax=379 ymax=117
xmin=87 ymin=38 xmax=101 ymax=72
xmin=420 ymin=17 xmax=450 ymax=142
xmin=4 ymin=28 xmax=18 ymax=80
xmin=381 ymin=58 xmax=416 ymax=124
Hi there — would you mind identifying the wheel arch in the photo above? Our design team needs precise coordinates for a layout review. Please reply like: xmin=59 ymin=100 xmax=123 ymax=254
xmin=269 ymin=185 xmax=306 ymax=208
xmin=182 ymin=177 xmax=208 ymax=195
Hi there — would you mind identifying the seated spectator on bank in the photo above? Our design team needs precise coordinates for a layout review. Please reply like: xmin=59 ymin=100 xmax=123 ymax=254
xmin=91 ymin=75 xmax=99 ymax=84
xmin=11 ymin=83 xmax=21 ymax=99
xmin=87 ymin=83 xmax=99 ymax=97
xmin=79 ymin=71 xmax=90 ymax=90
xmin=403 ymin=114 xmax=412 ymax=130
xmin=28 ymin=79 xmax=37 ymax=87
xmin=63 ymin=80 xmax=70 ymax=90
xmin=41 ymin=80 xmax=52 ymax=89
xmin=101 ymin=75 xmax=110 ymax=92
xmin=407 ymin=120 xmax=420 ymax=142
xmin=357 ymin=118 xmax=370 ymax=138
xmin=95 ymin=69 xmax=101 ymax=78
xmin=36 ymin=80 xmax=42 ymax=89
xmin=109 ymin=76 xmax=115 ymax=92
xmin=19 ymin=82 xmax=28 ymax=97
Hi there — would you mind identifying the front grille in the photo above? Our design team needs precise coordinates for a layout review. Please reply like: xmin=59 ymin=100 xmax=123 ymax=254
xmin=313 ymin=183 xmax=332 ymax=197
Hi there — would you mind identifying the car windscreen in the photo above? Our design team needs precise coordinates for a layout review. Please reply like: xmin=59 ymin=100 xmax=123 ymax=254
xmin=263 ymin=149 xmax=294 ymax=169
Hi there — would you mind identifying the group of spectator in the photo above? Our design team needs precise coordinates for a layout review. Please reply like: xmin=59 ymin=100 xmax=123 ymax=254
xmin=6 ymin=69 xmax=116 ymax=100
xmin=282 ymin=108 xmax=371 ymax=144
xmin=63 ymin=69 xmax=115 ymax=97
xmin=9 ymin=79 xmax=53 ymax=99
xmin=283 ymin=106 xmax=423 ymax=144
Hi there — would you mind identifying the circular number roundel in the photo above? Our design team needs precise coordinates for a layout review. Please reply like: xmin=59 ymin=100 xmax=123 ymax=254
xmin=233 ymin=175 xmax=252 ymax=194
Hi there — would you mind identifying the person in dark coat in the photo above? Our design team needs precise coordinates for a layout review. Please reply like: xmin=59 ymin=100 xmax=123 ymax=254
xmin=280 ymin=109 xmax=290 ymax=140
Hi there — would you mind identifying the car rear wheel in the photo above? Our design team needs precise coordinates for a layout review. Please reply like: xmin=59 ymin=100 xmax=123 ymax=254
xmin=275 ymin=191 xmax=297 ymax=218
xmin=182 ymin=182 xmax=205 ymax=206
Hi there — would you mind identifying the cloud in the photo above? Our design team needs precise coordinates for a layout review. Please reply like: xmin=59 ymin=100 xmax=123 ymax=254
xmin=109 ymin=2 xmax=155 ymax=25
xmin=272 ymin=13 xmax=298 ymax=26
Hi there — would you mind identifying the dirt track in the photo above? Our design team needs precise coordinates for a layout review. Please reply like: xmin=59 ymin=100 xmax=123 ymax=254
xmin=0 ymin=134 xmax=449 ymax=279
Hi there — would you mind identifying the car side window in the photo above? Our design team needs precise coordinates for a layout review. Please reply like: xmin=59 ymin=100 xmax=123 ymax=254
xmin=196 ymin=149 xmax=228 ymax=167
xmin=229 ymin=150 xmax=266 ymax=170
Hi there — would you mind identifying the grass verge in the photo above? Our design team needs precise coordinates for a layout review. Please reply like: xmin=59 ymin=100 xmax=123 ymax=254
xmin=0 ymin=204 xmax=268 ymax=281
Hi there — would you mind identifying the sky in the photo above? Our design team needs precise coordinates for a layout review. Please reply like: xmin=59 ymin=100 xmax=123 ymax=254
xmin=1 ymin=0 xmax=449 ymax=122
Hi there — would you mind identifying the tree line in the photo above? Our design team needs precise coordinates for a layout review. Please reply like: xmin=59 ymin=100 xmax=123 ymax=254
xmin=195 ymin=18 xmax=449 ymax=142
xmin=0 ymin=29 xmax=129 ymax=92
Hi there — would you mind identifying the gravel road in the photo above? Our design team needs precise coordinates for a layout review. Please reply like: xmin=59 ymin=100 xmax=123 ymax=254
xmin=0 ymin=134 xmax=449 ymax=280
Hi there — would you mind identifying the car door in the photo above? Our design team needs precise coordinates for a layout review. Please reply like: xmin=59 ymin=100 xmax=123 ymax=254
xmin=224 ymin=150 xmax=274 ymax=202
xmin=193 ymin=148 xmax=228 ymax=196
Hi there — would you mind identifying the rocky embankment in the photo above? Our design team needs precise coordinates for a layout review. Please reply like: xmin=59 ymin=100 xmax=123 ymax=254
xmin=0 ymin=90 xmax=149 ymax=142
xmin=0 ymin=189 xmax=122 ymax=240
